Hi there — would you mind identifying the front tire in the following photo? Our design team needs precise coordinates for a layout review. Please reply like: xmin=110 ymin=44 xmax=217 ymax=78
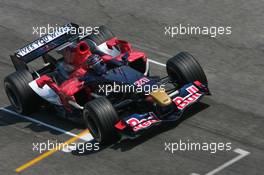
xmin=83 ymin=97 xmax=119 ymax=144
xmin=166 ymin=52 xmax=207 ymax=86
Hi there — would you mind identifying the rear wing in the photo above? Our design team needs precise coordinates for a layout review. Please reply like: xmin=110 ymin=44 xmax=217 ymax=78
xmin=11 ymin=23 xmax=79 ymax=70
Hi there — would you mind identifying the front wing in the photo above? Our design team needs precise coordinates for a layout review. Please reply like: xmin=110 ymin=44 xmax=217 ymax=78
xmin=114 ymin=81 xmax=209 ymax=136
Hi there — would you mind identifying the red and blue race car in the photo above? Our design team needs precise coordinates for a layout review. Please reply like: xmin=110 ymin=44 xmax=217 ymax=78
xmin=4 ymin=23 xmax=210 ymax=144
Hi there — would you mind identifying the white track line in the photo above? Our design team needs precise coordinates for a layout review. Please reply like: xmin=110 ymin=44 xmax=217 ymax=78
xmin=0 ymin=107 xmax=93 ymax=142
xmin=191 ymin=148 xmax=250 ymax=175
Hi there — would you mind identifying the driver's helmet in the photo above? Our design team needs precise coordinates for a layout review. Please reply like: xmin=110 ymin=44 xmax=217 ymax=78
xmin=87 ymin=54 xmax=107 ymax=75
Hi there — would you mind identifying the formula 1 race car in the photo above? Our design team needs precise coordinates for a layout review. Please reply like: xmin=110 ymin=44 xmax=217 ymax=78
xmin=4 ymin=23 xmax=210 ymax=144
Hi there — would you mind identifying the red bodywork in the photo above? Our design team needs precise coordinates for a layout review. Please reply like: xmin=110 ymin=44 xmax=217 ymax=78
xmin=104 ymin=37 xmax=147 ymax=62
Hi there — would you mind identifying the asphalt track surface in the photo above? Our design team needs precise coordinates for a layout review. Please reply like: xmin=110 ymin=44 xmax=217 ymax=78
xmin=0 ymin=0 xmax=264 ymax=175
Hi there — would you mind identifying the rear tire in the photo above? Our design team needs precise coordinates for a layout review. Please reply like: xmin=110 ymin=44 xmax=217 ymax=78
xmin=166 ymin=52 xmax=207 ymax=86
xmin=83 ymin=97 xmax=119 ymax=144
xmin=4 ymin=69 xmax=41 ymax=114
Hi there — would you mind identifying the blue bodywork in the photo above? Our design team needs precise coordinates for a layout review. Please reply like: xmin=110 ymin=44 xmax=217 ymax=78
xmin=81 ymin=65 xmax=158 ymax=94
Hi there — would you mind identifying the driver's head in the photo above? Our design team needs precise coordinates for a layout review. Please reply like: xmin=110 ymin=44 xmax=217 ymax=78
xmin=86 ymin=54 xmax=107 ymax=75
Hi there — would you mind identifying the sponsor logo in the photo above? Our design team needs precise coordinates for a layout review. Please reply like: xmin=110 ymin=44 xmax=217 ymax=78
xmin=173 ymin=85 xmax=202 ymax=110
xmin=126 ymin=112 xmax=159 ymax=132
xmin=17 ymin=24 xmax=72 ymax=57
xmin=134 ymin=77 xmax=150 ymax=87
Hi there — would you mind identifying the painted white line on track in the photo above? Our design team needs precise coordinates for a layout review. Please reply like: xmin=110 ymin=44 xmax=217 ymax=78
xmin=191 ymin=148 xmax=250 ymax=175
xmin=0 ymin=107 xmax=93 ymax=142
